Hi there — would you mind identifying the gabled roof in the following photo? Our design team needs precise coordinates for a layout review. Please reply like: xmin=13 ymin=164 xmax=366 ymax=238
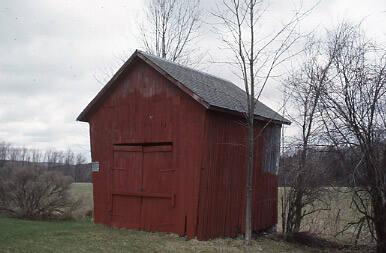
xmin=77 ymin=50 xmax=290 ymax=124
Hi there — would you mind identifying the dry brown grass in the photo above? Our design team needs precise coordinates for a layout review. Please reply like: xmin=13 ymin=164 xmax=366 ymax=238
xmin=278 ymin=187 xmax=373 ymax=247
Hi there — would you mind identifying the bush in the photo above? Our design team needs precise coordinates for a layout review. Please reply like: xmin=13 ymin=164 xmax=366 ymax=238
xmin=0 ymin=166 xmax=77 ymax=219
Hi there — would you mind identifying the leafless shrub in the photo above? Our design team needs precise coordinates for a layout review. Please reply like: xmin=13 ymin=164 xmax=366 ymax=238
xmin=0 ymin=166 xmax=79 ymax=220
xmin=280 ymin=150 xmax=332 ymax=235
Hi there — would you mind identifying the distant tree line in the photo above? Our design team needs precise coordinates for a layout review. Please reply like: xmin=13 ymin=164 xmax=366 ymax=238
xmin=0 ymin=141 xmax=91 ymax=183
xmin=279 ymin=145 xmax=368 ymax=187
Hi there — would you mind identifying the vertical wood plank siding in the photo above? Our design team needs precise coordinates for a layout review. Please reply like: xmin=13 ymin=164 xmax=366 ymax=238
xmin=89 ymin=59 xmax=206 ymax=238
xmin=87 ymin=58 xmax=278 ymax=240
xmin=197 ymin=111 xmax=278 ymax=240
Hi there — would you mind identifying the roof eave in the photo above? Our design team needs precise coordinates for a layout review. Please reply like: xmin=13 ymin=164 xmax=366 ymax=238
xmin=208 ymin=105 xmax=291 ymax=125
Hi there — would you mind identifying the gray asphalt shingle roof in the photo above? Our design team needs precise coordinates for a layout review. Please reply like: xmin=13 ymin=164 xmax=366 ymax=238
xmin=77 ymin=50 xmax=290 ymax=124
xmin=139 ymin=51 xmax=290 ymax=124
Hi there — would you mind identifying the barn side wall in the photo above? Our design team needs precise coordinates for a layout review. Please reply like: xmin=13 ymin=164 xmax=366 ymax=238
xmin=88 ymin=59 xmax=206 ymax=238
xmin=196 ymin=111 xmax=278 ymax=240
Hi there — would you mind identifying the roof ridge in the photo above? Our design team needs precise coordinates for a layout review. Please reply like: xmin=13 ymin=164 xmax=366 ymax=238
xmin=137 ymin=50 xmax=238 ymax=87
xmin=137 ymin=50 xmax=288 ymax=122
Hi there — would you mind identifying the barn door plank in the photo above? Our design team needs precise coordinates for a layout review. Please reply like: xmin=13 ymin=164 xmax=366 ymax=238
xmin=111 ymin=146 xmax=143 ymax=229
xmin=141 ymin=144 xmax=176 ymax=232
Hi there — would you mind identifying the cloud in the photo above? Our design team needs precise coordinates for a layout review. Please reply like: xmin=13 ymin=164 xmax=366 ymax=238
xmin=0 ymin=0 xmax=144 ymax=156
xmin=1 ymin=0 xmax=386 ymax=159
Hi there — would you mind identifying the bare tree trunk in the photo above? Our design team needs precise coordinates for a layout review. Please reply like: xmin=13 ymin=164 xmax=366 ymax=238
xmin=292 ymin=146 xmax=307 ymax=232
xmin=161 ymin=22 xmax=166 ymax=58
xmin=373 ymin=195 xmax=386 ymax=253
xmin=245 ymin=115 xmax=254 ymax=242
xmin=293 ymin=191 xmax=303 ymax=232
xmin=374 ymin=146 xmax=386 ymax=253
xmin=245 ymin=1 xmax=256 ymax=241
xmin=213 ymin=0 xmax=311 ymax=242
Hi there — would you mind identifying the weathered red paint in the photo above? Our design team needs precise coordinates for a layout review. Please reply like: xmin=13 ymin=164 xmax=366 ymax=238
xmin=83 ymin=57 xmax=279 ymax=240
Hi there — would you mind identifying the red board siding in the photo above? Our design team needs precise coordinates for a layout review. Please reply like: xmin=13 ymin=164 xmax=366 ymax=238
xmin=196 ymin=111 xmax=278 ymax=240
xmin=89 ymin=59 xmax=206 ymax=237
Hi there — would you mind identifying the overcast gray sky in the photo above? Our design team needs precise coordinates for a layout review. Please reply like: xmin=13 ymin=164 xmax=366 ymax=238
xmin=1 ymin=0 xmax=385 ymax=159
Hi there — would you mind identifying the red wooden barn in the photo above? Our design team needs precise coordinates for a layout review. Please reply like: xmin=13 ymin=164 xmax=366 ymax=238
xmin=77 ymin=50 xmax=290 ymax=240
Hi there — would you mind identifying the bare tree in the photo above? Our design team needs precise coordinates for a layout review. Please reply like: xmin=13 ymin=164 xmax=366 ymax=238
xmin=74 ymin=153 xmax=88 ymax=182
xmin=139 ymin=0 xmax=201 ymax=64
xmin=9 ymin=147 xmax=22 ymax=162
xmin=75 ymin=153 xmax=87 ymax=165
xmin=0 ymin=142 xmax=11 ymax=167
xmin=281 ymin=38 xmax=336 ymax=234
xmin=31 ymin=149 xmax=42 ymax=164
xmin=319 ymin=23 xmax=386 ymax=252
xmin=64 ymin=149 xmax=75 ymax=166
xmin=44 ymin=149 xmax=65 ymax=165
xmin=213 ymin=0 xmax=314 ymax=242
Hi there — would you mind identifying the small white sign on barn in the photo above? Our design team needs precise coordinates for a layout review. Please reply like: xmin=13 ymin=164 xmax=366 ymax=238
xmin=91 ymin=162 xmax=100 ymax=172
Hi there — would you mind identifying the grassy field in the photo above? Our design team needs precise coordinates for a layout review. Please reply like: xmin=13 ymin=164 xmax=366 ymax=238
xmin=70 ymin=183 xmax=93 ymax=203
xmin=0 ymin=183 xmax=370 ymax=252
xmin=69 ymin=183 xmax=94 ymax=216
xmin=277 ymin=188 xmax=372 ymax=246
xmin=0 ymin=214 xmax=361 ymax=253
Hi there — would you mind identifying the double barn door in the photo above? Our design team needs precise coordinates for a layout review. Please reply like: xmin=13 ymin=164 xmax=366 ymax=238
xmin=110 ymin=144 xmax=176 ymax=232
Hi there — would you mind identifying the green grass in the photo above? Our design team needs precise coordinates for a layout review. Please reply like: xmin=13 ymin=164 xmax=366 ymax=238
xmin=0 ymin=214 xmax=356 ymax=253
xmin=0 ymin=184 xmax=367 ymax=252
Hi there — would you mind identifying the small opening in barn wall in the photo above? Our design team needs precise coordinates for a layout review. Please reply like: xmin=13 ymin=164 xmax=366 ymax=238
xmin=262 ymin=126 xmax=281 ymax=174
